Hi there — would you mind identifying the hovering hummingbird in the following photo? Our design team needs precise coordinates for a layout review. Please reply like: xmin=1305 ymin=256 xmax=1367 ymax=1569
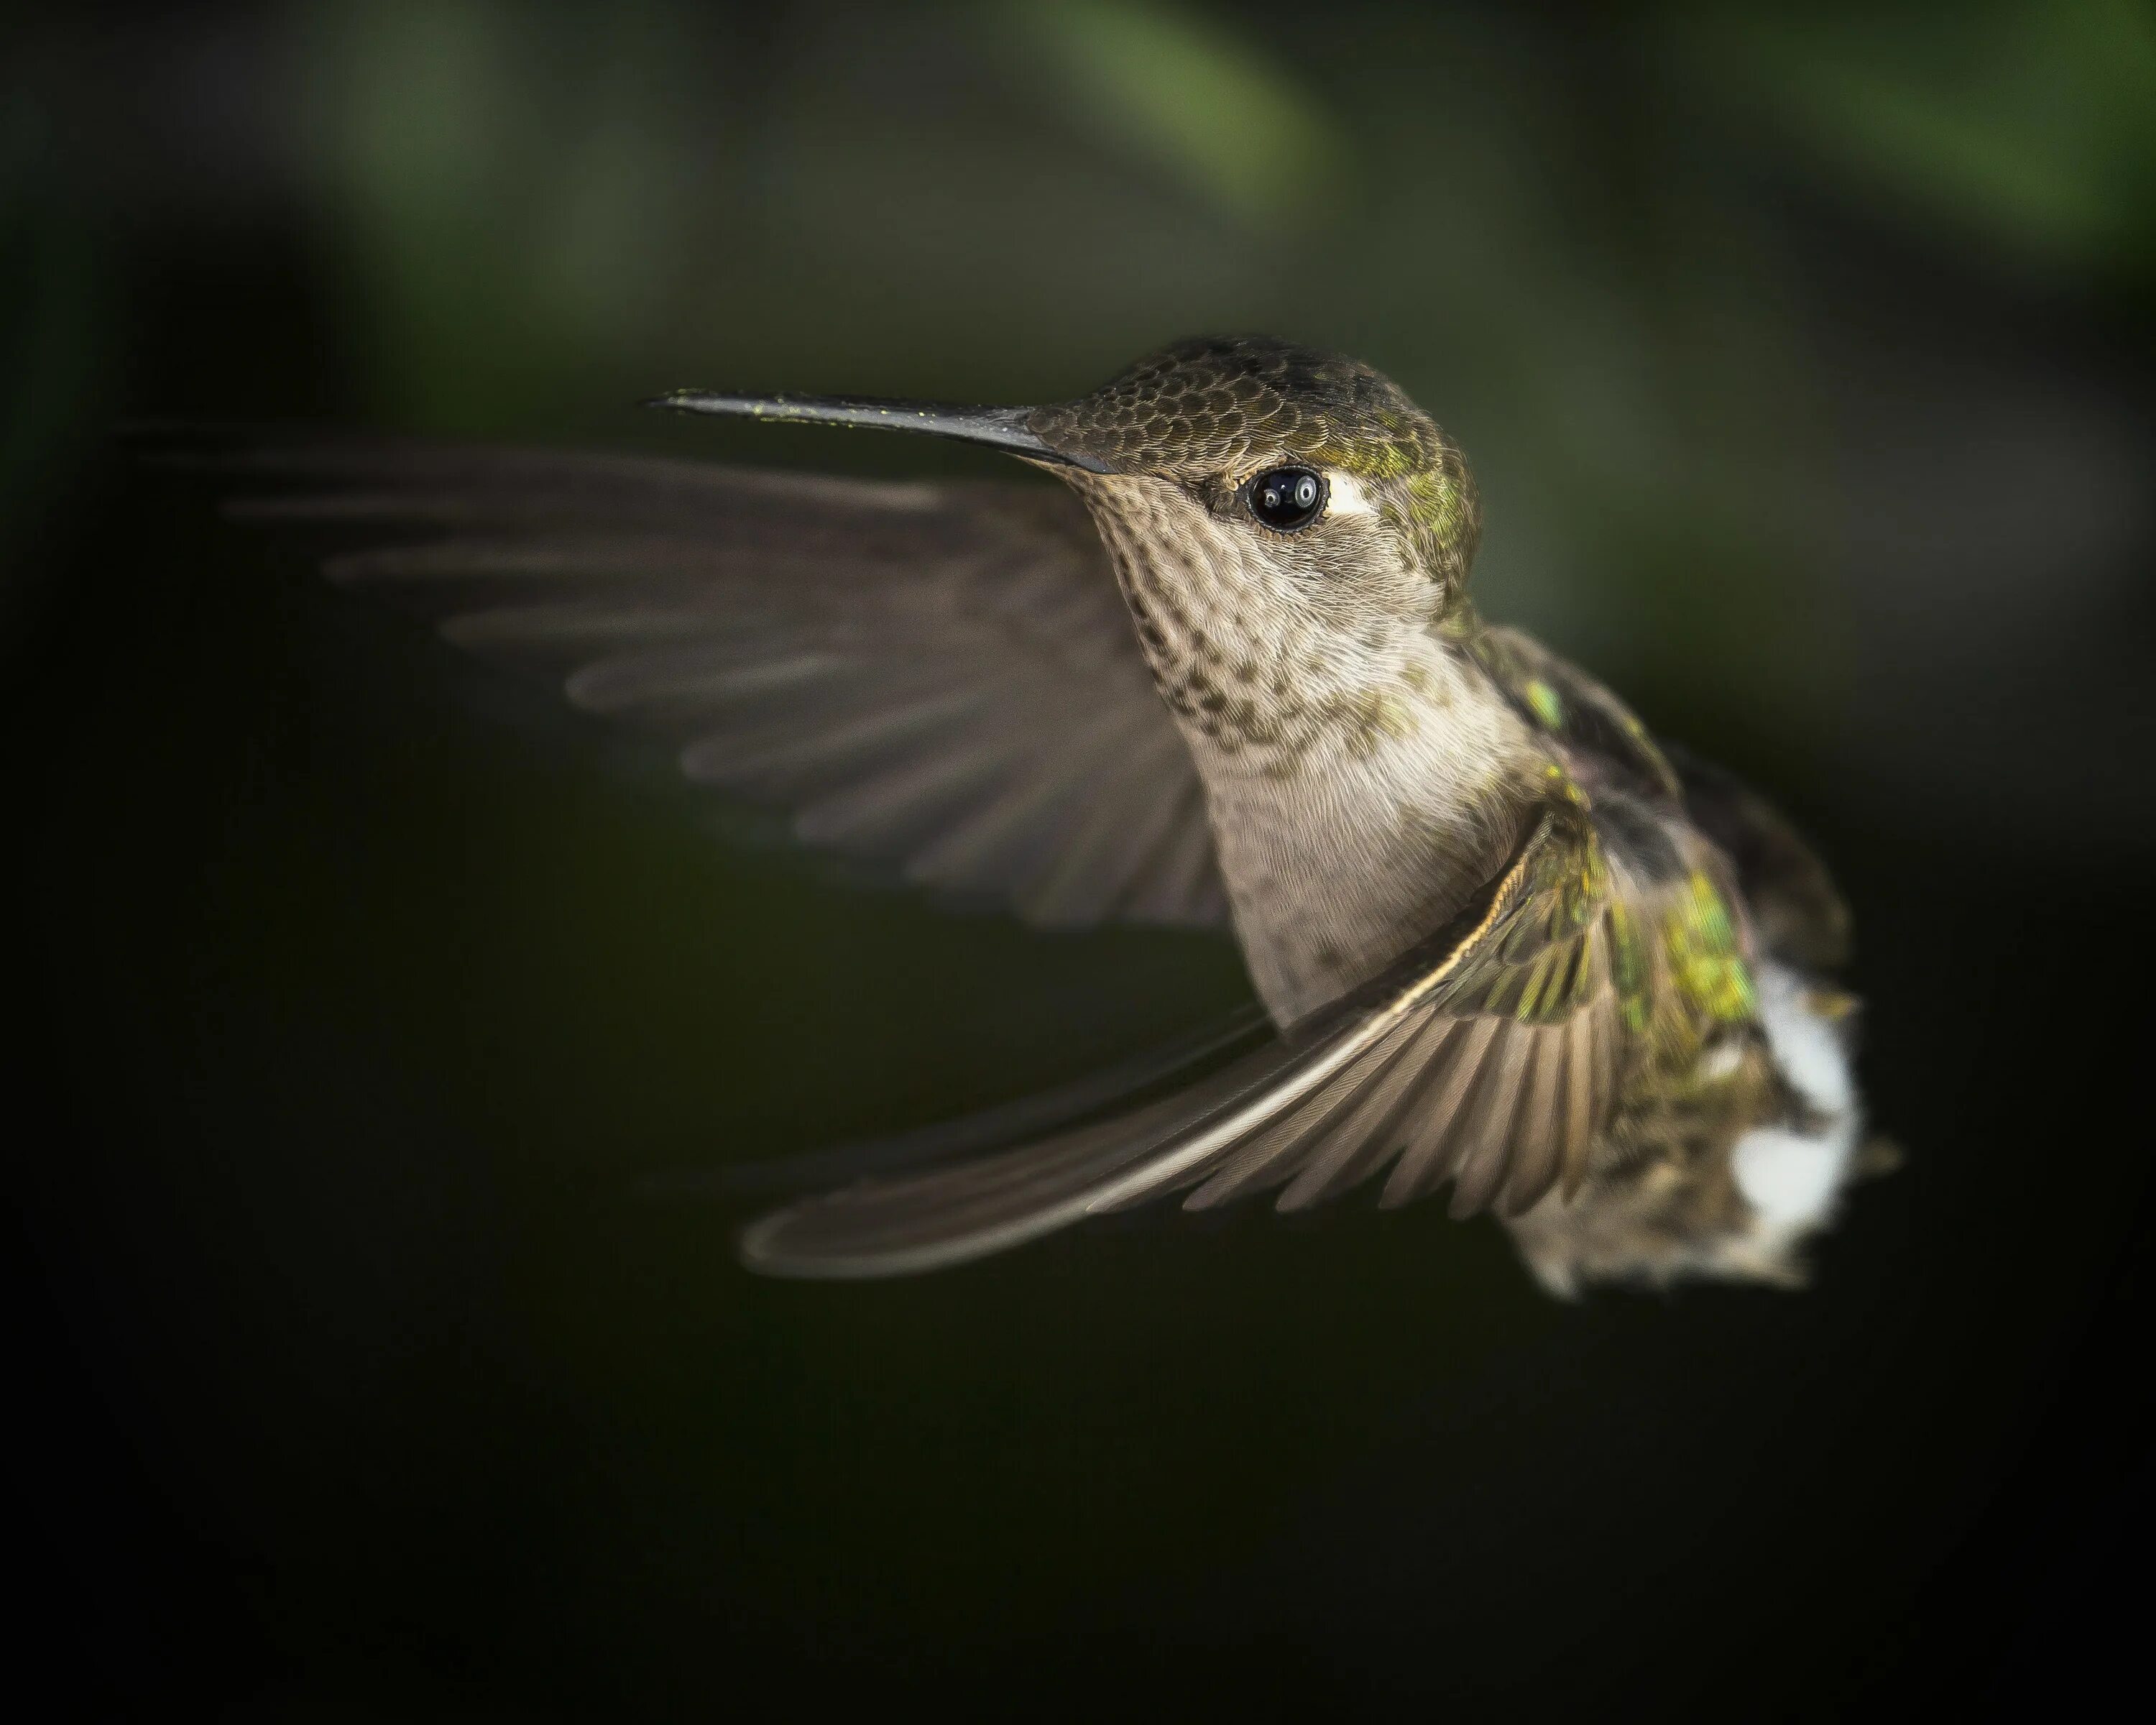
xmin=185 ymin=336 xmax=1876 ymax=1292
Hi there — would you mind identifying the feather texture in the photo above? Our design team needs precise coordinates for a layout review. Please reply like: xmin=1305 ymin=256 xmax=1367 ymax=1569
xmin=165 ymin=431 xmax=1229 ymax=931
xmin=738 ymin=814 xmax=1638 ymax=1277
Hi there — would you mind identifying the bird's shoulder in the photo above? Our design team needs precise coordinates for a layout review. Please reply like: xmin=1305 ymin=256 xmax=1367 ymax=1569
xmin=1465 ymin=621 xmax=1681 ymax=803
xmin=1465 ymin=622 xmax=1848 ymax=976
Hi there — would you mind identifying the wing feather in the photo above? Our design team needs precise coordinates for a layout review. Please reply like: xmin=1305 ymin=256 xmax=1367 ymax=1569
xmin=1501 ymin=1033 xmax=1570 ymax=1217
xmin=1447 ymin=1028 xmax=1536 ymax=1218
xmin=1275 ymin=1021 xmax=1448 ymax=1211
xmin=738 ymin=814 xmax=1644 ymax=1278
xmin=160 ymin=429 xmax=1228 ymax=931
xmin=1379 ymin=1016 xmax=1502 ymax=1210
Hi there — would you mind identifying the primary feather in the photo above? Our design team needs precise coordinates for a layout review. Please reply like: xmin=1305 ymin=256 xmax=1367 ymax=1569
xmin=178 ymin=429 xmax=1229 ymax=930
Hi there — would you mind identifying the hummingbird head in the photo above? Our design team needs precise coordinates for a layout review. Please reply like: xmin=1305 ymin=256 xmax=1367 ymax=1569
xmin=1022 ymin=337 xmax=1485 ymax=763
xmin=1026 ymin=334 xmax=1480 ymax=594
xmin=655 ymin=336 xmax=1486 ymax=765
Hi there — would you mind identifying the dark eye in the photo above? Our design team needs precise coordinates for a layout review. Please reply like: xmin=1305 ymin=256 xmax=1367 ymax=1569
xmin=1245 ymin=466 xmax=1326 ymax=532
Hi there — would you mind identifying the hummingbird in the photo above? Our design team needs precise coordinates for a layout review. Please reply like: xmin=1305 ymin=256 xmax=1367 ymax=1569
xmin=185 ymin=336 xmax=1876 ymax=1292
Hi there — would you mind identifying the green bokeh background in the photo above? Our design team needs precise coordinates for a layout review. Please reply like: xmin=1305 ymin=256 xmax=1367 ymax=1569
xmin=7 ymin=2 xmax=2154 ymax=1717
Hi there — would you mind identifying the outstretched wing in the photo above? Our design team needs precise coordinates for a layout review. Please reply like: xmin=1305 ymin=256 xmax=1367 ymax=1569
xmin=741 ymin=813 xmax=1639 ymax=1279
xmin=160 ymin=431 xmax=1227 ymax=930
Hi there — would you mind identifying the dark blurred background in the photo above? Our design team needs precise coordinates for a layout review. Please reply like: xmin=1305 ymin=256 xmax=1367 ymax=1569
xmin=6 ymin=1 xmax=2155 ymax=1717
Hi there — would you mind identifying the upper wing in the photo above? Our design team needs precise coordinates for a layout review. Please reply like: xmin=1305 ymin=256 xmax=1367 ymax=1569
xmin=165 ymin=431 xmax=1227 ymax=930
xmin=740 ymin=812 xmax=1638 ymax=1278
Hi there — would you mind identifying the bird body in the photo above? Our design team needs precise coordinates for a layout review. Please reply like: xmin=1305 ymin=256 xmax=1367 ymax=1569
xmin=180 ymin=336 xmax=1875 ymax=1293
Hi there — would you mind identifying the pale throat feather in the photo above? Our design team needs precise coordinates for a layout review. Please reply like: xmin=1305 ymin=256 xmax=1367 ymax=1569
xmin=1082 ymin=479 xmax=1540 ymax=1026
xmin=1198 ymin=638 xmax=1537 ymax=1026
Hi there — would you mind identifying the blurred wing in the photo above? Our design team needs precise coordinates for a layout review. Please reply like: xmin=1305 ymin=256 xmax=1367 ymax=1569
xmin=1660 ymin=742 xmax=1851 ymax=971
xmin=742 ymin=814 xmax=1632 ymax=1279
xmin=167 ymin=431 xmax=1227 ymax=930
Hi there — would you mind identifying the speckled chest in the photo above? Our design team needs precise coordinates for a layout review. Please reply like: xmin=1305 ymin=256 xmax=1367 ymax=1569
xmin=1070 ymin=477 xmax=1542 ymax=1023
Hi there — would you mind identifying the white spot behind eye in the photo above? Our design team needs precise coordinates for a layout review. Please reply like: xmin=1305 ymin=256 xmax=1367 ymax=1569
xmin=1325 ymin=471 xmax=1375 ymax=518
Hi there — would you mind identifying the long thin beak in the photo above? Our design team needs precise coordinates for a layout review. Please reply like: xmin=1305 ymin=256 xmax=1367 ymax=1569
xmin=644 ymin=389 xmax=1114 ymax=473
